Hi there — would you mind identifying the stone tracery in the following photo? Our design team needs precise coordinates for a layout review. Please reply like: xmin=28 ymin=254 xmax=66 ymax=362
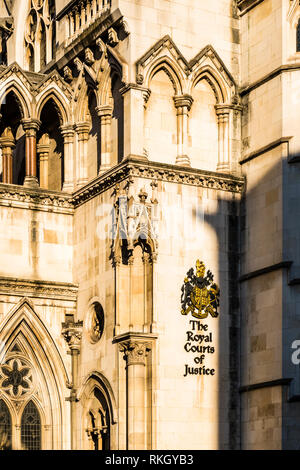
xmin=25 ymin=0 xmax=56 ymax=72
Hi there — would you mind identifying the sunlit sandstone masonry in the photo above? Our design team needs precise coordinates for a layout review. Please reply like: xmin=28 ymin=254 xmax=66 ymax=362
xmin=0 ymin=0 xmax=299 ymax=451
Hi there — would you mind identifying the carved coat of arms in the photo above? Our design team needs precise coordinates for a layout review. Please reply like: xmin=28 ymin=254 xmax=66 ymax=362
xmin=181 ymin=260 xmax=220 ymax=319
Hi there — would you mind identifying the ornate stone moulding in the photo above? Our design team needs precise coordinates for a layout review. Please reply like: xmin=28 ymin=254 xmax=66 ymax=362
xmin=0 ymin=183 xmax=74 ymax=214
xmin=71 ymin=158 xmax=245 ymax=208
xmin=0 ymin=161 xmax=244 ymax=212
xmin=0 ymin=277 xmax=78 ymax=301
xmin=237 ymin=0 xmax=265 ymax=15
xmin=0 ymin=62 xmax=72 ymax=103
xmin=0 ymin=62 xmax=46 ymax=93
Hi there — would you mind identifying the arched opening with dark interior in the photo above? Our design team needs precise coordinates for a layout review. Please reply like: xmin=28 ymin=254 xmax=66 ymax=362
xmin=39 ymin=20 xmax=47 ymax=70
xmin=49 ymin=0 xmax=56 ymax=61
xmin=88 ymin=90 xmax=101 ymax=177
xmin=0 ymin=91 xmax=26 ymax=185
xmin=0 ymin=400 xmax=12 ymax=450
xmin=86 ymin=388 xmax=110 ymax=450
xmin=25 ymin=9 xmax=37 ymax=72
xmin=297 ymin=20 xmax=300 ymax=52
xmin=111 ymin=73 xmax=124 ymax=165
xmin=38 ymin=99 xmax=64 ymax=191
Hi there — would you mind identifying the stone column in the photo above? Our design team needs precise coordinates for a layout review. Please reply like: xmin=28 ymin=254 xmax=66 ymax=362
xmin=67 ymin=12 xmax=72 ymax=39
xmin=173 ymin=95 xmax=193 ymax=167
xmin=75 ymin=122 xmax=90 ymax=187
xmin=61 ymin=124 xmax=75 ymax=192
xmin=21 ymin=118 xmax=41 ymax=188
xmin=96 ymin=105 xmax=113 ymax=174
xmin=215 ymin=105 xmax=230 ymax=172
xmin=0 ymin=127 xmax=15 ymax=184
xmin=62 ymin=321 xmax=83 ymax=451
xmin=74 ymin=6 xmax=80 ymax=35
xmin=119 ymin=340 xmax=151 ymax=450
xmin=37 ymin=133 xmax=50 ymax=190
xmin=120 ymin=84 xmax=150 ymax=161
xmin=86 ymin=0 xmax=92 ymax=21
xmin=91 ymin=0 xmax=97 ymax=17
xmin=80 ymin=1 xmax=86 ymax=30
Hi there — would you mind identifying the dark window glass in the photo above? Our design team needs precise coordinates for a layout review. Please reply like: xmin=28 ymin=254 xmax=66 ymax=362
xmin=0 ymin=400 xmax=12 ymax=450
xmin=21 ymin=401 xmax=41 ymax=450
xmin=297 ymin=21 xmax=300 ymax=52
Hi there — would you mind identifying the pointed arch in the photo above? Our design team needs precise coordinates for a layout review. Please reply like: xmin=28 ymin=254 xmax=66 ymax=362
xmin=98 ymin=64 xmax=117 ymax=107
xmin=78 ymin=372 xmax=117 ymax=425
xmin=38 ymin=18 xmax=47 ymax=70
xmin=75 ymin=78 xmax=93 ymax=123
xmin=191 ymin=65 xmax=229 ymax=104
xmin=36 ymin=85 xmax=70 ymax=125
xmin=136 ymin=35 xmax=187 ymax=93
xmin=0 ymin=298 xmax=70 ymax=450
xmin=96 ymin=49 xmax=124 ymax=108
xmin=189 ymin=45 xmax=237 ymax=104
xmin=79 ymin=372 xmax=117 ymax=450
xmin=0 ymin=398 xmax=13 ymax=449
xmin=0 ymin=75 xmax=32 ymax=118
xmin=0 ymin=298 xmax=69 ymax=386
xmin=145 ymin=56 xmax=184 ymax=95
xmin=136 ymin=37 xmax=237 ymax=104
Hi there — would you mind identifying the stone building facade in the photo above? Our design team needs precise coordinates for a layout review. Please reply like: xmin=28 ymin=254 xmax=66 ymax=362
xmin=0 ymin=0 xmax=299 ymax=450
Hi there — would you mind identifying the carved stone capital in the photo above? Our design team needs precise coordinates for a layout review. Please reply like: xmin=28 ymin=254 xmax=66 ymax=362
xmin=119 ymin=340 xmax=151 ymax=366
xmin=75 ymin=122 xmax=90 ymax=139
xmin=215 ymin=105 xmax=231 ymax=123
xmin=173 ymin=94 xmax=194 ymax=111
xmin=96 ymin=105 xmax=113 ymax=118
xmin=37 ymin=143 xmax=50 ymax=156
xmin=120 ymin=84 xmax=151 ymax=108
xmin=60 ymin=124 xmax=75 ymax=140
xmin=120 ymin=83 xmax=150 ymax=96
xmin=21 ymin=118 xmax=41 ymax=134
xmin=62 ymin=321 xmax=83 ymax=352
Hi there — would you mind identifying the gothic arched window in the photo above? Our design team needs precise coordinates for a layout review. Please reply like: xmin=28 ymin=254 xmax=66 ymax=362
xmin=21 ymin=401 xmax=41 ymax=450
xmin=25 ymin=0 xmax=56 ymax=72
xmin=297 ymin=20 xmax=300 ymax=52
xmin=85 ymin=388 xmax=110 ymax=450
xmin=0 ymin=400 xmax=12 ymax=450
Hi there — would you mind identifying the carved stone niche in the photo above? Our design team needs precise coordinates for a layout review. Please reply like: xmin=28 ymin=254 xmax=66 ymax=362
xmin=111 ymin=181 xmax=159 ymax=266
